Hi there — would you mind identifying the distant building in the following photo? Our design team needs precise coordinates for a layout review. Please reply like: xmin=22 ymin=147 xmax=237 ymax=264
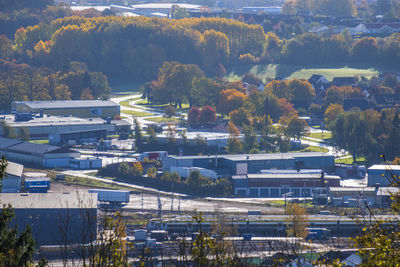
xmin=232 ymin=172 xmax=340 ymax=197
xmin=12 ymin=100 xmax=120 ymax=119
xmin=1 ymin=161 xmax=23 ymax=193
xmin=163 ymin=152 xmax=335 ymax=176
xmin=0 ymin=192 xmax=98 ymax=246
xmin=0 ymin=114 xmax=115 ymax=140
xmin=343 ymin=98 xmax=371 ymax=111
xmin=0 ymin=137 xmax=101 ymax=169
xmin=368 ymin=164 xmax=400 ymax=186
xmin=332 ymin=77 xmax=357 ymax=87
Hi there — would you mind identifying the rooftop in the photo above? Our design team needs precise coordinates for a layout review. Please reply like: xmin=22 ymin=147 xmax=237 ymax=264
xmin=368 ymin=165 xmax=400 ymax=171
xmin=14 ymin=100 xmax=119 ymax=110
xmin=131 ymin=3 xmax=201 ymax=9
xmin=0 ymin=137 xmax=23 ymax=150
xmin=4 ymin=161 xmax=23 ymax=178
xmin=232 ymin=174 xmax=340 ymax=180
xmin=167 ymin=152 xmax=332 ymax=161
xmin=2 ymin=115 xmax=107 ymax=128
xmin=0 ymin=192 xmax=97 ymax=209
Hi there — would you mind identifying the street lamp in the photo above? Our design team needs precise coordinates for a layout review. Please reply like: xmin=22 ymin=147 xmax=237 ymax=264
xmin=282 ymin=192 xmax=293 ymax=215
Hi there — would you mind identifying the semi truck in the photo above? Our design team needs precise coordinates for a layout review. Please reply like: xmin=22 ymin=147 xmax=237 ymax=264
xmin=88 ymin=189 xmax=130 ymax=204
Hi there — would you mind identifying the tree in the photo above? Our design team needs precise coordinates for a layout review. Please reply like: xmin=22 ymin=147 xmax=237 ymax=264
xmin=18 ymin=127 xmax=30 ymax=141
xmin=191 ymin=77 xmax=223 ymax=108
xmin=132 ymin=162 xmax=143 ymax=178
xmin=217 ymin=89 xmax=246 ymax=116
xmin=286 ymin=115 xmax=309 ymax=140
xmin=352 ymin=37 xmax=378 ymax=63
xmin=229 ymin=107 xmax=251 ymax=127
xmin=164 ymin=106 xmax=176 ymax=118
xmin=80 ymin=88 xmax=94 ymax=100
xmin=0 ymin=35 xmax=13 ymax=60
xmin=197 ymin=106 xmax=216 ymax=125
xmin=324 ymin=104 xmax=344 ymax=129
xmin=171 ymin=6 xmax=189 ymax=19
xmin=227 ymin=121 xmax=242 ymax=154
xmin=146 ymin=167 xmax=157 ymax=179
xmin=188 ymin=107 xmax=201 ymax=125
xmin=243 ymin=125 xmax=259 ymax=153
xmin=285 ymin=203 xmax=309 ymax=239
xmin=287 ymin=79 xmax=315 ymax=108
xmin=146 ymin=126 xmax=158 ymax=146
xmin=331 ymin=111 xmax=374 ymax=162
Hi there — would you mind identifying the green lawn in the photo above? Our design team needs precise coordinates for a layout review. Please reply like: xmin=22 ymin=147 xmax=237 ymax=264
xmin=136 ymin=99 xmax=190 ymax=111
xmin=29 ymin=140 xmax=49 ymax=144
xmin=335 ymin=156 xmax=366 ymax=164
xmin=302 ymin=145 xmax=329 ymax=153
xmin=119 ymin=96 xmax=142 ymax=108
xmin=225 ymin=63 xmax=382 ymax=82
xmin=121 ymin=110 xmax=154 ymax=117
xmin=307 ymin=132 xmax=332 ymax=140
xmin=146 ymin=116 xmax=181 ymax=123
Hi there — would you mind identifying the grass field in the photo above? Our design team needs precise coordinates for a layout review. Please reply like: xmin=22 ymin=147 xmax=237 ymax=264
xmin=335 ymin=156 xmax=366 ymax=164
xmin=63 ymin=174 xmax=134 ymax=191
xmin=146 ymin=117 xmax=181 ymax=123
xmin=307 ymin=132 xmax=332 ymax=140
xmin=119 ymin=96 xmax=142 ymax=108
xmin=29 ymin=140 xmax=49 ymax=144
xmin=225 ymin=63 xmax=383 ymax=82
xmin=121 ymin=110 xmax=154 ymax=117
xmin=136 ymin=99 xmax=190 ymax=111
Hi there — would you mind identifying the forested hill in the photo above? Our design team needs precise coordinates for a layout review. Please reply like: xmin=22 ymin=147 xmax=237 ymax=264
xmin=16 ymin=17 xmax=266 ymax=80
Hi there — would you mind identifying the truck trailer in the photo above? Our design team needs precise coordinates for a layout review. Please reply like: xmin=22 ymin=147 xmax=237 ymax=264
xmin=88 ymin=189 xmax=130 ymax=203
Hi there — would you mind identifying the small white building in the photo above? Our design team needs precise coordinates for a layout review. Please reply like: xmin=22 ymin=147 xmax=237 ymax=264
xmin=368 ymin=164 xmax=400 ymax=186
xmin=1 ymin=161 xmax=23 ymax=193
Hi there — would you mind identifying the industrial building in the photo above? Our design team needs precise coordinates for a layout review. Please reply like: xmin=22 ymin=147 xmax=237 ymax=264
xmin=162 ymin=152 xmax=335 ymax=176
xmin=12 ymin=100 xmax=120 ymax=119
xmin=1 ymin=161 xmax=23 ymax=193
xmin=0 ymin=114 xmax=115 ymax=141
xmin=0 ymin=137 xmax=101 ymax=169
xmin=367 ymin=165 xmax=400 ymax=186
xmin=329 ymin=186 xmax=399 ymax=208
xmin=0 ymin=192 xmax=98 ymax=246
xmin=232 ymin=172 xmax=340 ymax=198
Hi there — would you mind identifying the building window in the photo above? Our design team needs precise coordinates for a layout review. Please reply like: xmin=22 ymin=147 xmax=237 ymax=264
xmin=249 ymin=189 xmax=259 ymax=197
xmin=281 ymin=188 xmax=290 ymax=195
xmin=302 ymin=188 xmax=311 ymax=197
xmin=270 ymin=188 xmax=279 ymax=197
xmin=237 ymin=189 xmax=247 ymax=197
xmin=260 ymin=188 xmax=269 ymax=197
xmin=292 ymin=188 xmax=300 ymax=197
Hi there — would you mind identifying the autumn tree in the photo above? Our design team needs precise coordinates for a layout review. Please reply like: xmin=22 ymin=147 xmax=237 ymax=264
xmin=325 ymin=86 xmax=362 ymax=105
xmin=229 ymin=107 xmax=252 ymax=127
xmin=285 ymin=203 xmax=309 ymax=243
xmin=191 ymin=77 xmax=223 ymax=108
xmin=197 ymin=105 xmax=216 ymax=125
xmin=285 ymin=115 xmax=309 ymax=140
xmin=217 ymin=89 xmax=246 ymax=116
xmin=324 ymin=104 xmax=344 ymax=129
xmin=188 ymin=107 xmax=201 ymax=125
xmin=227 ymin=121 xmax=242 ymax=154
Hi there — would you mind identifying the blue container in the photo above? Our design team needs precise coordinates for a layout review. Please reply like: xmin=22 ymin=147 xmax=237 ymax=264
xmin=25 ymin=178 xmax=50 ymax=190
xmin=28 ymin=185 xmax=48 ymax=193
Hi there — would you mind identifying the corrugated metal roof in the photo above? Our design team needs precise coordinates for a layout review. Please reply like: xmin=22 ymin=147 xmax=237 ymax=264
xmin=14 ymin=100 xmax=119 ymax=110
xmin=368 ymin=165 xmax=400 ymax=171
xmin=5 ymin=161 xmax=23 ymax=178
xmin=7 ymin=142 xmax=60 ymax=156
xmin=233 ymin=174 xmax=340 ymax=179
xmin=168 ymin=152 xmax=331 ymax=161
xmin=0 ymin=137 xmax=23 ymax=150
xmin=0 ymin=192 xmax=97 ymax=209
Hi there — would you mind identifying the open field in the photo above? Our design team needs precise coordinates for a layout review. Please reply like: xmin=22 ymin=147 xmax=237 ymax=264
xmin=119 ymin=96 xmax=142 ymax=108
xmin=145 ymin=117 xmax=181 ymax=123
xmin=121 ymin=110 xmax=154 ymax=117
xmin=225 ymin=63 xmax=383 ymax=82
xmin=335 ymin=156 xmax=366 ymax=164
xmin=307 ymin=132 xmax=332 ymax=140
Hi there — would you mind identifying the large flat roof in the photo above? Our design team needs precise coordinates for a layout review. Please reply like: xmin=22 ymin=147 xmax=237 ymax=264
xmin=368 ymin=165 xmax=400 ymax=171
xmin=131 ymin=3 xmax=201 ymax=9
xmin=232 ymin=174 xmax=340 ymax=180
xmin=2 ymin=115 xmax=107 ymax=128
xmin=0 ymin=192 xmax=97 ymax=209
xmin=0 ymin=137 xmax=23 ymax=150
xmin=167 ymin=152 xmax=332 ymax=161
xmin=14 ymin=100 xmax=119 ymax=110
xmin=5 ymin=161 xmax=23 ymax=178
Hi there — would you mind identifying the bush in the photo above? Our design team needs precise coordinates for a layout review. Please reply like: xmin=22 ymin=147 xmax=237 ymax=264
xmin=198 ymin=106 xmax=216 ymax=124
xmin=165 ymin=105 xmax=176 ymax=117
xmin=188 ymin=107 xmax=201 ymax=125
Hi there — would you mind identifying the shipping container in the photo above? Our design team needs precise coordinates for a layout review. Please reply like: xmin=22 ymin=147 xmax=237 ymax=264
xmin=88 ymin=189 xmax=130 ymax=203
